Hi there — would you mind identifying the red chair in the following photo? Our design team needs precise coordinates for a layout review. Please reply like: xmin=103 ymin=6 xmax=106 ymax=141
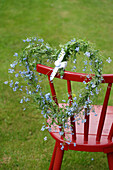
xmin=37 ymin=64 xmax=113 ymax=170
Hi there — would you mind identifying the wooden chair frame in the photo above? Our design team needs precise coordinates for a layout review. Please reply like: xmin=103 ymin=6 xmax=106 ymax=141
xmin=37 ymin=64 xmax=113 ymax=170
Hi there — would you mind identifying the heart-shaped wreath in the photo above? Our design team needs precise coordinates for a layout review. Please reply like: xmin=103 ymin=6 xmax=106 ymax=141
xmin=5 ymin=37 xmax=111 ymax=142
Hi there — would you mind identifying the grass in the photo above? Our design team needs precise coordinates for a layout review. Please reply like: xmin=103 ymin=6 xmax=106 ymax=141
xmin=0 ymin=0 xmax=113 ymax=169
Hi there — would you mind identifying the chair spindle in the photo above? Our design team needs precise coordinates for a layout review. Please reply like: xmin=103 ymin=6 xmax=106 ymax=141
xmin=108 ymin=123 xmax=113 ymax=141
xmin=48 ymin=75 xmax=58 ymax=105
xmin=67 ymin=80 xmax=76 ymax=141
xmin=84 ymin=108 xmax=89 ymax=142
xmin=96 ymin=83 xmax=112 ymax=142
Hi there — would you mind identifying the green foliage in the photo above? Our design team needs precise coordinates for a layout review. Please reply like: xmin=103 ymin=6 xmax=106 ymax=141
xmin=6 ymin=37 xmax=105 ymax=144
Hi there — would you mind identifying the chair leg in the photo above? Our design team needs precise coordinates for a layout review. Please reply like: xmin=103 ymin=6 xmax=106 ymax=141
xmin=49 ymin=142 xmax=57 ymax=170
xmin=107 ymin=152 xmax=113 ymax=170
xmin=53 ymin=146 xmax=64 ymax=170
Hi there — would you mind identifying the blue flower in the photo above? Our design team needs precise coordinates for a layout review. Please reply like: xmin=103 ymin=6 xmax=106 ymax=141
xmin=41 ymin=126 xmax=45 ymax=131
xmin=29 ymin=91 xmax=32 ymax=95
xmin=9 ymin=80 xmax=13 ymax=87
xmin=74 ymin=143 xmax=76 ymax=147
xmin=44 ymin=136 xmax=47 ymax=141
xmin=10 ymin=63 xmax=15 ymax=68
xmin=13 ymin=53 xmax=18 ymax=57
xmin=73 ymin=102 xmax=77 ymax=107
xmin=89 ymin=62 xmax=92 ymax=65
xmin=86 ymin=75 xmax=90 ymax=78
xmin=8 ymin=69 xmax=14 ymax=73
xmin=45 ymin=93 xmax=51 ymax=101
xmin=61 ymin=145 xmax=64 ymax=150
xmin=25 ymin=98 xmax=30 ymax=102
xmin=90 ymin=91 xmax=94 ymax=95
xmin=26 ymin=38 xmax=31 ymax=42
xmin=73 ymin=59 xmax=76 ymax=64
xmin=85 ymin=51 xmax=90 ymax=57
xmin=62 ymin=100 xmax=66 ymax=102
xmin=83 ymin=60 xmax=87 ymax=65
xmin=73 ymin=97 xmax=77 ymax=100
xmin=92 ymin=84 xmax=96 ymax=88
xmin=75 ymin=47 xmax=79 ymax=52
xmin=106 ymin=57 xmax=112 ymax=63
xmin=85 ymin=86 xmax=89 ymax=90
xmin=13 ymin=87 xmax=17 ymax=91
xmin=15 ymin=81 xmax=19 ymax=85
xmin=4 ymin=81 xmax=8 ymax=84
xmin=71 ymin=38 xmax=76 ymax=42
xmin=79 ymin=94 xmax=82 ymax=98
xmin=15 ymin=73 xmax=19 ymax=77
xmin=66 ymin=142 xmax=70 ymax=145
xmin=41 ymin=111 xmax=44 ymax=114
xmin=20 ymin=99 xmax=23 ymax=103
xmin=34 ymin=37 xmax=37 ymax=41
xmin=43 ymin=114 xmax=46 ymax=118
xmin=83 ymin=67 xmax=86 ymax=72
xmin=27 ymin=66 xmax=30 ymax=72
xmin=95 ymin=59 xmax=98 ymax=63
xmin=82 ymin=119 xmax=86 ymax=123
xmin=38 ymin=39 xmax=44 ymax=43
xmin=73 ymin=66 xmax=76 ymax=69
xmin=59 ymin=131 xmax=64 ymax=136
xmin=83 ymin=81 xmax=86 ymax=84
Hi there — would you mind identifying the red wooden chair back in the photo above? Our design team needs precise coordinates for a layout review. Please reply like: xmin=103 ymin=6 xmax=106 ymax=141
xmin=37 ymin=64 xmax=113 ymax=170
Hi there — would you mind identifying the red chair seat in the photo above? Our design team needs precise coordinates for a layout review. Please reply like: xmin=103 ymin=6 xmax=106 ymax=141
xmin=49 ymin=105 xmax=113 ymax=153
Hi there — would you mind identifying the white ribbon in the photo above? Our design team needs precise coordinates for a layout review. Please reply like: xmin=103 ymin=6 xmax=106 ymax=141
xmin=50 ymin=49 xmax=67 ymax=81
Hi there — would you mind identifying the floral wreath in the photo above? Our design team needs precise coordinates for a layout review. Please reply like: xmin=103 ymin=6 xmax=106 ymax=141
xmin=5 ymin=37 xmax=112 ymax=143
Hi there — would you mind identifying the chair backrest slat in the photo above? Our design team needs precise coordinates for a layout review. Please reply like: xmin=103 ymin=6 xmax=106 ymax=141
xmin=48 ymin=75 xmax=58 ymax=105
xmin=48 ymin=75 xmax=65 ymax=139
xmin=84 ymin=108 xmax=89 ymax=142
xmin=67 ymin=80 xmax=73 ymax=106
xmin=108 ymin=123 xmax=113 ymax=141
xmin=36 ymin=64 xmax=113 ymax=83
xmin=96 ymin=83 xmax=112 ymax=142
xmin=67 ymin=80 xmax=76 ymax=140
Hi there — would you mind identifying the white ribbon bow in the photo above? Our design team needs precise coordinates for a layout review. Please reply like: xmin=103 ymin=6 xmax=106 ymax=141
xmin=50 ymin=49 xmax=67 ymax=81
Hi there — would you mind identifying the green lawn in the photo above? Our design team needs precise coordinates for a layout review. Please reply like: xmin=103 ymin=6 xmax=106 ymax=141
xmin=0 ymin=0 xmax=113 ymax=169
